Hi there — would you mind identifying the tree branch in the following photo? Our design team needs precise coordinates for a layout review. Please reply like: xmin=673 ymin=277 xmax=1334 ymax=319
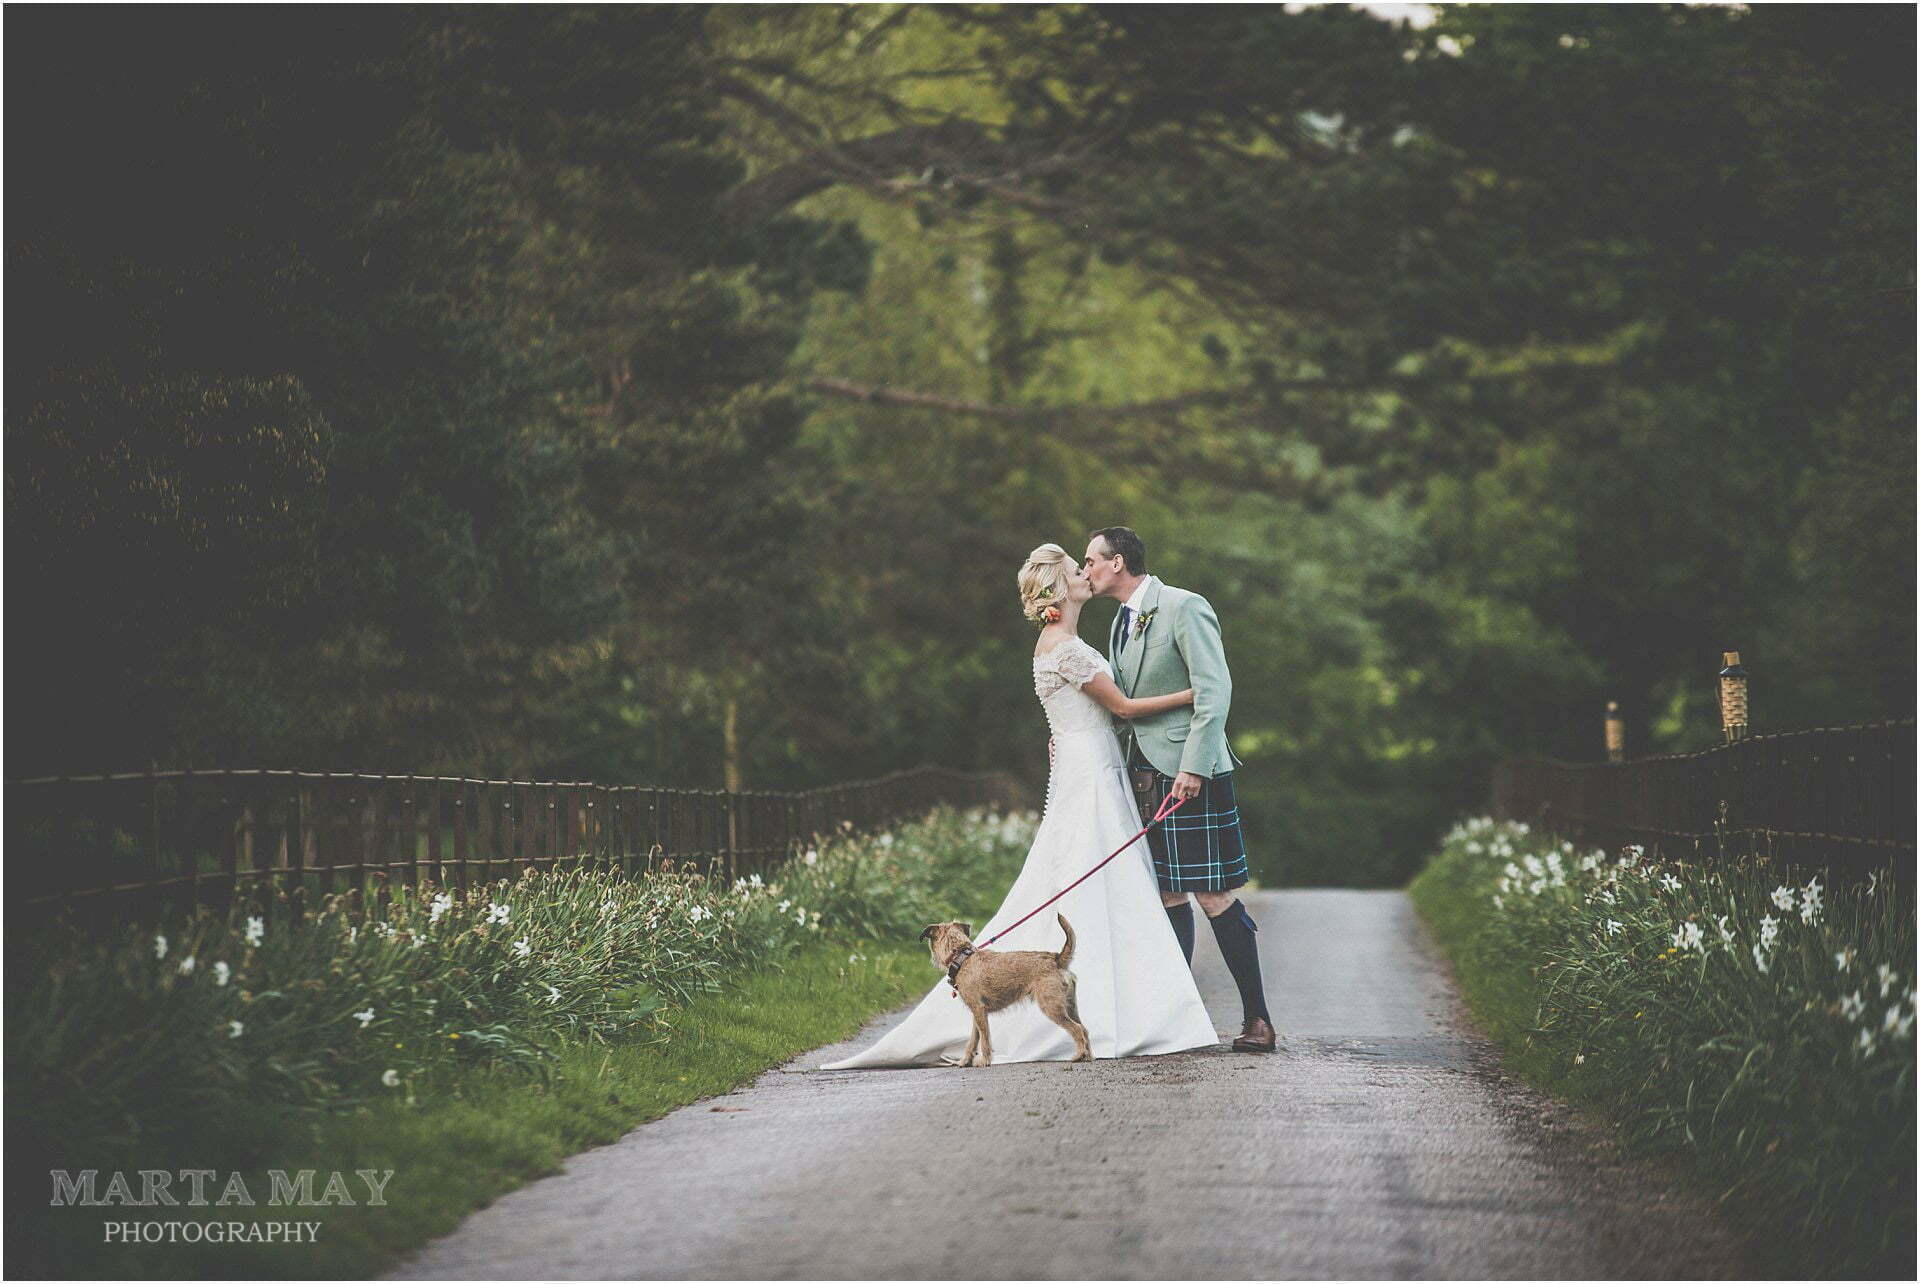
xmin=802 ymin=366 xmax=1588 ymax=423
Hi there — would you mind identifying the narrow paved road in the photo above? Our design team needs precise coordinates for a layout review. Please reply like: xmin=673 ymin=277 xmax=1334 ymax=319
xmin=391 ymin=890 xmax=1749 ymax=1280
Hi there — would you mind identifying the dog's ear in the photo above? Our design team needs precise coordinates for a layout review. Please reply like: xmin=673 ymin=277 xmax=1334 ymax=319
xmin=918 ymin=924 xmax=940 ymax=943
xmin=958 ymin=922 xmax=973 ymax=939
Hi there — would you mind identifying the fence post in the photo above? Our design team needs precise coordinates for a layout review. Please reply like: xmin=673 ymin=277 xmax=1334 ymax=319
xmin=1719 ymin=650 xmax=1749 ymax=744
xmin=1605 ymin=700 xmax=1625 ymax=764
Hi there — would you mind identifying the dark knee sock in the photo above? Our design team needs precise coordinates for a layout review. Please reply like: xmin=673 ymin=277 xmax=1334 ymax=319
xmin=1164 ymin=901 xmax=1195 ymax=964
xmin=1207 ymin=899 xmax=1271 ymax=1024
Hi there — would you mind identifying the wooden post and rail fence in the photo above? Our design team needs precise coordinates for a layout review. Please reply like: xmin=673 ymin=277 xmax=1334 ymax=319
xmin=7 ymin=764 xmax=1031 ymax=922
xmin=1491 ymin=651 xmax=1913 ymax=881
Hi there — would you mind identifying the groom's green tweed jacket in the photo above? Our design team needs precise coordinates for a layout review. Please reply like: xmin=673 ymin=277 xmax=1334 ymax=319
xmin=1108 ymin=575 xmax=1242 ymax=780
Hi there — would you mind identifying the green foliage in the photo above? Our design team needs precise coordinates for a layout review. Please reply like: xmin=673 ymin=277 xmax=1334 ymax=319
xmin=7 ymin=5 xmax=1910 ymax=884
xmin=7 ymin=805 xmax=1032 ymax=1151
xmin=1412 ymin=818 xmax=1914 ymax=1275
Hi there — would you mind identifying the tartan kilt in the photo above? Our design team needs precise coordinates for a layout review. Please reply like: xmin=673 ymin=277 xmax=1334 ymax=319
xmin=1129 ymin=757 xmax=1250 ymax=893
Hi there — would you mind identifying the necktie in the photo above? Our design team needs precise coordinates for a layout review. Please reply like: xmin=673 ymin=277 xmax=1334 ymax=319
xmin=1116 ymin=606 xmax=1133 ymax=655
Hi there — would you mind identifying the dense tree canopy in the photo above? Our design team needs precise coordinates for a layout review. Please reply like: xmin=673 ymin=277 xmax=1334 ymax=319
xmin=8 ymin=4 xmax=1912 ymax=884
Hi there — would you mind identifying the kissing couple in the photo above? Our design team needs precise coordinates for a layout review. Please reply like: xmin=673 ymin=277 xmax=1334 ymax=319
xmin=823 ymin=526 xmax=1276 ymax=1069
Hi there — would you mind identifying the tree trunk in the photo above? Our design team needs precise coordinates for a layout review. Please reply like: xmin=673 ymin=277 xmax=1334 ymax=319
xmin=723 ymin=696 xmax=743 ymax=793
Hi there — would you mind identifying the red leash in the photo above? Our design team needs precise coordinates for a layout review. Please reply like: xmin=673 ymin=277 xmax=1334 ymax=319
xmin=973 ymin=791 xmax=1187 ymax=952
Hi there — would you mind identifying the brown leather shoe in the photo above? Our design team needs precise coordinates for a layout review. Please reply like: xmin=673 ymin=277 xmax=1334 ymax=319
xmin=1232 ymin=1016 xmax=1277 ymax=1053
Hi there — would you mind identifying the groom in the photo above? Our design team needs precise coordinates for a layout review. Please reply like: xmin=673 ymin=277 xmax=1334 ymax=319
xmin=1083 ymin=526 xmax=1276 ymax=1053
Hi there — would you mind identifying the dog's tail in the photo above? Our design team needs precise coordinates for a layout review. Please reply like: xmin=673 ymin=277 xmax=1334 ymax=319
xmin=1055 ymin=912 xmax=1076 ymax=971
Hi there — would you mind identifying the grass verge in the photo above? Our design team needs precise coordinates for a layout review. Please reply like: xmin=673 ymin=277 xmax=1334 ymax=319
xmin=11 ymin=934 xmax=933 ymax=1279
xmin=1410 ymin=817 xmax=1914 ymax=1278
xmin=9 ymin=805 xmax=1035 ymax=1279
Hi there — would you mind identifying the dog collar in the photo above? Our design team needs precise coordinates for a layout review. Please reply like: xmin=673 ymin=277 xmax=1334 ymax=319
xmin=945 ymin=944 xmax=977 ymax=985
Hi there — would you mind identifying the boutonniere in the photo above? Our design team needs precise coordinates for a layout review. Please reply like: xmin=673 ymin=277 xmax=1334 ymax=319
xmin=1133 ymin=607 xmax=1159 ymax=638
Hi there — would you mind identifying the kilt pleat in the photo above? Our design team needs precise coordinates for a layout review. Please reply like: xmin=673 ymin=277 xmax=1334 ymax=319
xmin=1130 ymin=758 xmax=1249 ymax=892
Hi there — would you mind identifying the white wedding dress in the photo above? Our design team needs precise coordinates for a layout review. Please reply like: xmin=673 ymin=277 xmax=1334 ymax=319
xmin=821 ymin=636 xmax=1220 ymax=1069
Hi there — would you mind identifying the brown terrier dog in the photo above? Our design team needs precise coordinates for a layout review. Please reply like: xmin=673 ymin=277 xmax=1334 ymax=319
xmin=919 ymin=914 xmax=1091 ymax=1067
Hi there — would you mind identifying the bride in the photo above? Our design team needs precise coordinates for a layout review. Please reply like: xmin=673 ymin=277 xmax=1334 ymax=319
xmin=821 ymin=544 xmax=1220 ymax=1068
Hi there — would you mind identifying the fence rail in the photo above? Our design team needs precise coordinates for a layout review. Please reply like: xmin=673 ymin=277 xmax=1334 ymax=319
xmin=1491 ymin=719 xmax=1914 ymax=878
xmin=7 ymin=764 xmax=1030 ymax=920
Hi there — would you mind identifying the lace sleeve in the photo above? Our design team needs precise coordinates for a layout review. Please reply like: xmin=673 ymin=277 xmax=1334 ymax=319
xmin=1056 ymin=640 xmax=1105 ymax=689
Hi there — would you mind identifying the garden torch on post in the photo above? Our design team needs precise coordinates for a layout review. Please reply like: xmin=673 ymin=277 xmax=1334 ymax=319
xmin=1718 ymin=650 xmax=1749 ymax=744
xmin=1604 ymin=700 xmax=1625 ymax=763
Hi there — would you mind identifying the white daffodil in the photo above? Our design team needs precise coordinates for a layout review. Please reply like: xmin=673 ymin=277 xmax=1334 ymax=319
xmin=777 ymin=899 xmax=791 ymax=913
xmin=749 ymin=873 xmax=764 ymax=887
xmin=244 ymin=916 xmax=265 ymax=948
xmin=1840 ymin=990 xmax=1865 ymax=1021
xmin=227 ymin=1021 xmax=245 ymax=1039
xmin=213 ymin=961 xmax=231 ymax=987
xmin=429 ymin=893 xmax=453 ymax=923
xmin=1523 ymin=854 xmax=1544 ymax=878
xmin=1605 ymin=919 xmax=1623 ymax=937
xmin=1492 ymin=895 xmax=1504 ymax=911
xmin=1574 ymin=1053 xmax=1586 ymax=1065
xmin=1770 ymin=885 xmax=1795 ymax=911
xmin=1799 ymin=878 xmax=1823 ymax=925
xmin=177 ymin=955 xmax=196 ymax=976
xmin=354 ymin=1007 xmax=376 ymax=1028
xmin=545 ymin=984 xmax=562 ymax=1004
xmin=1876 ymin=963 xmax=1896 ymax=997
xmin=382 ymin=1069 xmax=402 ymax=1088
xmin=487 ymin=902 xmax=510 ymax=925
xmin=804 ymin=850 xmax=819 ymax=866
xmin=794 ymin=907 xmax=808 ymax=925
xmin=154 ymin=934 xmax=169 ymax=960
xmin=513 ymin=938 xmax=531 ymax=958
xmin=1758 ymin=915 xmax=1780 ymax=951
xmin=1751 ymin=944 xmax=1771 ymax=974
xmin=879 ymin=833 xmax=895 ymax=849
xmin=1624 ymin=844 xmax=1643 ymax=858
xmin=1659 ymin=873 xmax=1682 ymax=893
xmin=1716 ymin=915 xmax=1736 ymax=948
xmin=1856 ymin=1027 xmax=1876 ymax=1056
xmin=1674 ymin=922 xmax=1705 ymax=954
xmin=1834 ymin=947 xmax=1854 ymax=972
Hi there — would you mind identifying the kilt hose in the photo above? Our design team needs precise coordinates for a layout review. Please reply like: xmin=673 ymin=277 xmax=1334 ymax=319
xmin=1127 ymin=749 xmax=1250 ymax=893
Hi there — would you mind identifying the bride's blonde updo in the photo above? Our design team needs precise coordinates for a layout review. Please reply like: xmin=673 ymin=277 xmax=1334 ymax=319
xmin=1017 ymin=543 xmax=1074 ymax=624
